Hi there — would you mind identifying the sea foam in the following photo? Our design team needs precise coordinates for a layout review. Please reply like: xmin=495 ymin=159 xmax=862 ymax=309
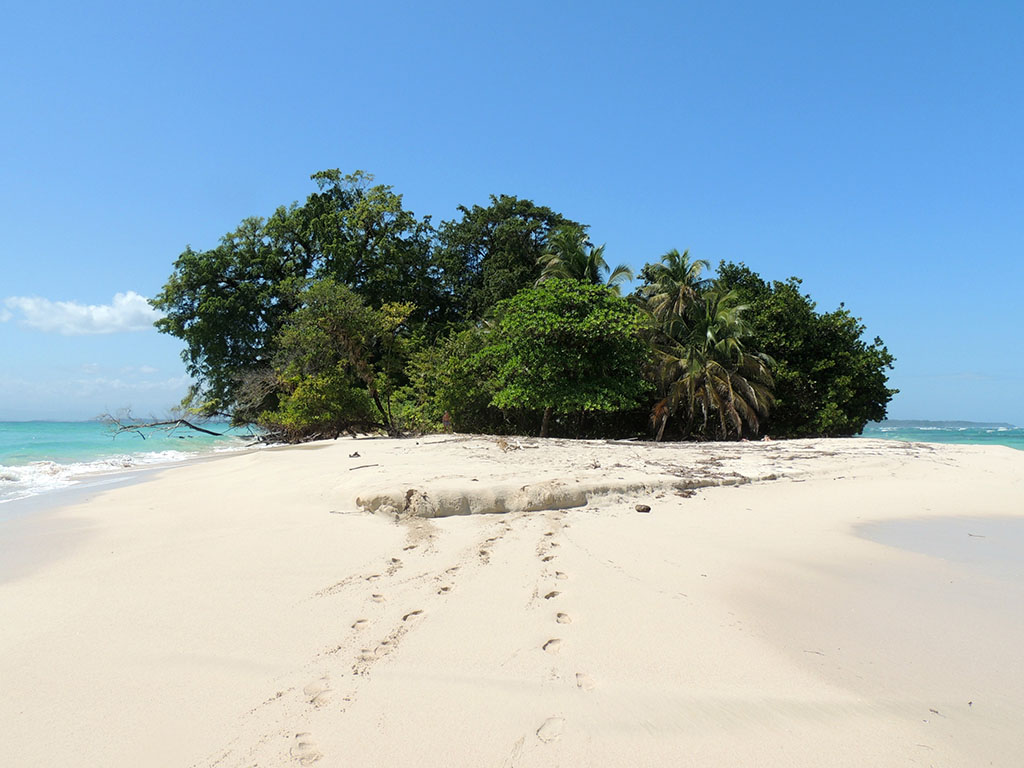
xmin=0 ymin=449 xmax=233 ymax=504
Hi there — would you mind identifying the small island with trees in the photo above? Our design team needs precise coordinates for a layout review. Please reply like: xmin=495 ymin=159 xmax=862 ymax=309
xmin=151 ymin=170 xmax=896 ymax=443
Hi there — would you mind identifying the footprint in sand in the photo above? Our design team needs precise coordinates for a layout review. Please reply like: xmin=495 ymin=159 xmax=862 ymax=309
xmin=291 ymin=732 xmax=323 ymax=765
xmin=544 ymin=532 xmax=554 ymax=537
xmin=302 ymin=678 xmax=331 ymax=707
xmin=556 ymin=612 xmax=572 ymax=624
xmin=542 ymin=638 xmax=562 ymax=654
xmin=543 ymin=591 xmax=560 ymax=600
xmin=536 ymin=717 xmax=565 ymax=743
xmin=575 ymin=673 xmax=596 ymax=691
xmin=371 ymin=594 xmax=386 ymax=603
xmin=437 ymin=585 xmax=451 ymax=594
xmin=402 ymin=609 xmax=424 ymax=622
xmin=554 ymin=571 xmax=568 ymax=580
xmin=351 ymin=618 xmax=369 ymax=630
xmin=541 ymin=555 xmax=555 ymax=562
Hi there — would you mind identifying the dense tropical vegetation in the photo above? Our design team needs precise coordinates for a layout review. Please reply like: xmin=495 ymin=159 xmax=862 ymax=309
xmin=152 ymin=170 xmax=896 ymax=442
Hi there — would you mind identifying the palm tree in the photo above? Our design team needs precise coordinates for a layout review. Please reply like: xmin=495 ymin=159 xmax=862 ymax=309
xmin=651 ymin=288 xmax=773 ymax=440
xmin=537 ymin=225 xmax=633 ymax=293
xmin=639 ymin=248 xmax=711 ymax=327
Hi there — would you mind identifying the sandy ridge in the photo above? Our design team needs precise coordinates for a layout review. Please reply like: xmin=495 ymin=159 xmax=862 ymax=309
xmin=347 ymin=433 xmax=917 ymax=518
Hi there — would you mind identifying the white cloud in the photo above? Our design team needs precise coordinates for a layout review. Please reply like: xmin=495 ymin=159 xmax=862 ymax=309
xmin=2 ymin=291 xmax=163 ymax=335
xmin=0 ymin=308 xmax=11 ymax=322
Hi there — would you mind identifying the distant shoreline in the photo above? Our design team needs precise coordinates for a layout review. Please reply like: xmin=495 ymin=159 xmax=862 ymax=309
xmin=871 ymin=418 xmax=1018 ymax=429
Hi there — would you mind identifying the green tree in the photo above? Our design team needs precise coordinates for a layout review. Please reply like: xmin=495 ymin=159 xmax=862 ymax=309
xmin=537 ymin=225 xmax=633 ymax=293
xmin=301 ymin=170 xmax=441 ymax=322
xmin=151 ymin=170 xmax=437 ymax=419
xmin=715 ymin=262 xmax=897 ymax=436
xmin=484 ymin=279 xmax=651 ymax=437
xmin=652 ymin=288 xmax=773 ymax=440
xmin=637 ymin=248 xmax=711 ymax=328
xmin=260 ymin=278 xmax=413 ymax=439
xmin=406 ymin=327 xmax=506 ymax=434
xmin=433 ymin=195 xmax=583 ymax=320
xmin=151 ymin=210 xmax=311 ymax=417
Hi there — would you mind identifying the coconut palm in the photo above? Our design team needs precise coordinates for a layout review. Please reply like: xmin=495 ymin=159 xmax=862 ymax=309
xmin=639 ymin=248 xmax=711 ymax=327
xmin=651 ymin=288 xmax=773 ymax=440
xmin=537 ymin=225 xmax=633 ymax=293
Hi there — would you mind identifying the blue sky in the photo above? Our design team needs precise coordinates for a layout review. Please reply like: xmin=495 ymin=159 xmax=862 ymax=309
xmin=1 ymin=0 xmax=1021 ymax=424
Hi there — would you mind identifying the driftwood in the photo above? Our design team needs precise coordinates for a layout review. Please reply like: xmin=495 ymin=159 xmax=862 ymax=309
xmin=116 ymin=418 xmax=225 ymax=438
xmin=100 ymin=411 xmax=246 ymax=441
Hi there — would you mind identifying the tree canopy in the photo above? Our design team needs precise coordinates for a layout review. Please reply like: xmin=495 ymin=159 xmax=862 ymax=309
xmin=537 ymin=225 xmax=633 ymax=292
xmin=151 ymin=171 xmax=439 ymax=419
xmin=433 ymin=195 xmax=582 ymax=321
xmin=151 ymin=211 xmax=310 ymax=416
xmin=484 ymin=279 xmax=651 ymax=436
xmin=715 ymin=262 xmax=897 ymax=437
xmin=151 ymin=169 xmax=896 ymax=442
xmin=258 ymin=278 xmax=413 ymax=440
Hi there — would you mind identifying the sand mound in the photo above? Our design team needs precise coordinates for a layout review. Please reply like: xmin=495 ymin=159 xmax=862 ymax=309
xmin=356 ymin=472 xmax=779 ymax=518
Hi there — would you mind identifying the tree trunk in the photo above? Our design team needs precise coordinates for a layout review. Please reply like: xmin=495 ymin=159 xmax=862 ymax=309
xmin=368 ymin=385 xmax=398 ymax=436
xmin=684 ymin=406 xmax=696 ymax=440
xmin=540 ymin=406 xmax=553 ymax=438
xmin=339 ymin=335 xmax=397 ymax=437
xmin=655 ymin=412 xmax=668 ymax=442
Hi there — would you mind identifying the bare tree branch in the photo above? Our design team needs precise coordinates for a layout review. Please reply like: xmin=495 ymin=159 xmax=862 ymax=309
xmin=99 ymin=410 xmax=246 ymax=440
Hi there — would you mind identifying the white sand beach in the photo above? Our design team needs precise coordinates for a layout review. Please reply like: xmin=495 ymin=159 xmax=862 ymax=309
xmin=1 ymin=436 xmax=1022 ymax=767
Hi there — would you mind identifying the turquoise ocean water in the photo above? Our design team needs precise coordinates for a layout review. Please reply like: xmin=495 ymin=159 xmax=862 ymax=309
xmin=0 ymin=421 xmax=255 ymax=505
xmin=859 ymin=420 xmax=1024 ymax=451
